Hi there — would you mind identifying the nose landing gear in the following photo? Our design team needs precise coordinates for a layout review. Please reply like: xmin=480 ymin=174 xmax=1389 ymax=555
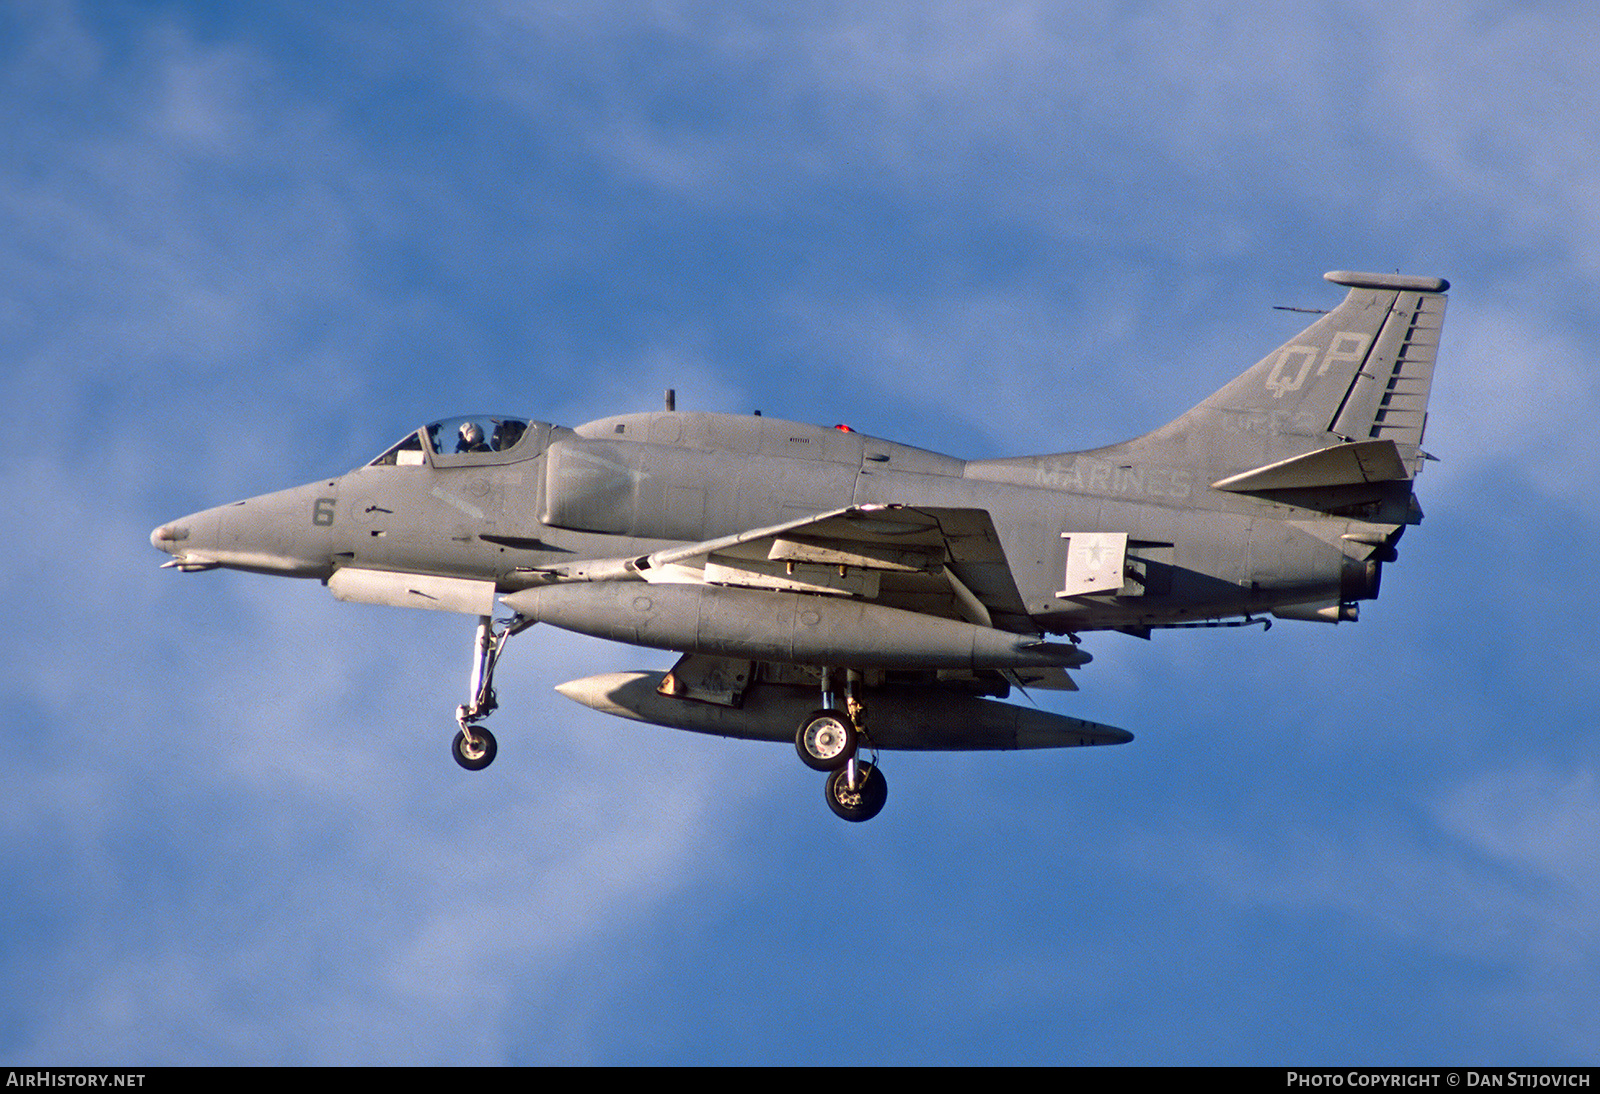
xmin=451 ymin=613 xmax=527 ymax=771
xmin=452 ymin=725 xmax=497 ymax=770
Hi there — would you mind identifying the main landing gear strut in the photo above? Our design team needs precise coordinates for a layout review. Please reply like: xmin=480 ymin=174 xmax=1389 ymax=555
xmin=795 ymin=668 xmax=888 ymax=822
xmin=451 ymin=613 xmax=527 ymax=771
xmin=448 ymin=624 xmax=889 ymax=821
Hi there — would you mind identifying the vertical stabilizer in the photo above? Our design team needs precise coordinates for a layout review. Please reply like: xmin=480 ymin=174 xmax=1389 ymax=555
xmin=1107 ymin=272 xmax=1449 ymax=484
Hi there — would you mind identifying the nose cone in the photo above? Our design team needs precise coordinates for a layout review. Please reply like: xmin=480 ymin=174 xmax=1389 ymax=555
xmin=150 ymin=513 xmax=221 ymax=571
xmin=150 ymin=522 xmax=187 ymax=553
xmin=151 ymin=484 xmax=337 ymax=577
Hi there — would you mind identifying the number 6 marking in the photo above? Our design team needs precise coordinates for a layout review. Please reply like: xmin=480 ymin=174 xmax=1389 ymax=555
xmin=312 ymin=497 xmax=336 ymax=526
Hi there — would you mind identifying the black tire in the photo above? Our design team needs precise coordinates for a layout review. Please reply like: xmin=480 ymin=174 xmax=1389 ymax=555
xmin=452 ymin=726 xmax=497 ymax=771
xmin=795 ymin=708 xmax=857 ymax=771
xmin=825 ymin=761 xmax=888 ymax=822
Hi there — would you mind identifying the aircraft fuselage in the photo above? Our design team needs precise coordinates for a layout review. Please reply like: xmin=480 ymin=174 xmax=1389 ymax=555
xmin=154 ymin=409 xmax=1385 ymax=633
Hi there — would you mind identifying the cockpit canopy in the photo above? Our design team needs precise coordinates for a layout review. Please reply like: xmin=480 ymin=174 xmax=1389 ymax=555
xmin=369 ymin=415 xmax=532 ymax=467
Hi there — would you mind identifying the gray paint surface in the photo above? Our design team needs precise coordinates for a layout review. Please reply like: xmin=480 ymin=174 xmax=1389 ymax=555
xmin=151 ymin=270 xmax=1448 ymax=814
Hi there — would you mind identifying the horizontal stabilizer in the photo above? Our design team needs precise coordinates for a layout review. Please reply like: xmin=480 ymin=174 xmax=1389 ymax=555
xmin=1211 ymin=439 xmax=1410 ymax=494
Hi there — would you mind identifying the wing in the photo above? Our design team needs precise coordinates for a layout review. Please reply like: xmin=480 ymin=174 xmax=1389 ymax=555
xmin=629 ymin=503 xmax=1074 ymax=696
xmin=635 ymin=503 xmax=1035 ymax=632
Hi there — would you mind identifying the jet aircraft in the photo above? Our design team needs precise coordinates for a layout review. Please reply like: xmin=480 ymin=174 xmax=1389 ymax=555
xmin=152 ymin=271 xmax=1449 ymax=821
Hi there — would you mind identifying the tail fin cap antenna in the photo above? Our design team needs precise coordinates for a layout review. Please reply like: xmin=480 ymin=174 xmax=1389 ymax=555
xmin=1325 ymin=271 xmax=1449 ymax=293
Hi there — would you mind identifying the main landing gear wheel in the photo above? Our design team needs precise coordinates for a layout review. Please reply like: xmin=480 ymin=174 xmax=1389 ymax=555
xmin=796 ymin=708 xmax=858 ymax=771
xmin=452 ymin=726 xmax=497 ymax=771
xmin=825 ymin=761 xmax=888 ymax=823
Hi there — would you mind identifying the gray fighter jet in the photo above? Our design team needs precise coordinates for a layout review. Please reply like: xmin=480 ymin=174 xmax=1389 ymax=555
xmin=152 ymin=270 xmax=1448 ymax=821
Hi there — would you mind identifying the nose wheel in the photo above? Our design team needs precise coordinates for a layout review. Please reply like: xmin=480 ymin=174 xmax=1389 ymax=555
xmin=452 ymin=726 xmax=497 ymax=771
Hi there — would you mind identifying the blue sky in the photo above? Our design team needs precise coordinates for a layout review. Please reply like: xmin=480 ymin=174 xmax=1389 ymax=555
xmin=4 ymin=0 xmax=1599 ymax=1065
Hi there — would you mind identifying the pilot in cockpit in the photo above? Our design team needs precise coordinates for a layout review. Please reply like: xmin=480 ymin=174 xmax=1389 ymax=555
xmin=456 ymin=422 xmax=491 ymax=453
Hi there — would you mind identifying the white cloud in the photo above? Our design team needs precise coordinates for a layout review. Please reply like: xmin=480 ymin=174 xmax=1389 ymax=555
xmin=448 ymin=0 xmax=1600 ymax=286
xmin=1436 ymin=764 xmax=1600 ymax=1054
xmin=7 ymin=0 xmax=1600 ymax=1065
xmin=776 ymin=279 xmax=1164 ymax=455
xmin=1105 ymin=756 xmax=1600 ymax=1057
xmin=8 ymin=554 xmax=762 ymax=1062
xmin=1426 ymin=293 xmax=1600 ymax=515
xmin=0 ymin=8 xmax=766 ymax=1064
